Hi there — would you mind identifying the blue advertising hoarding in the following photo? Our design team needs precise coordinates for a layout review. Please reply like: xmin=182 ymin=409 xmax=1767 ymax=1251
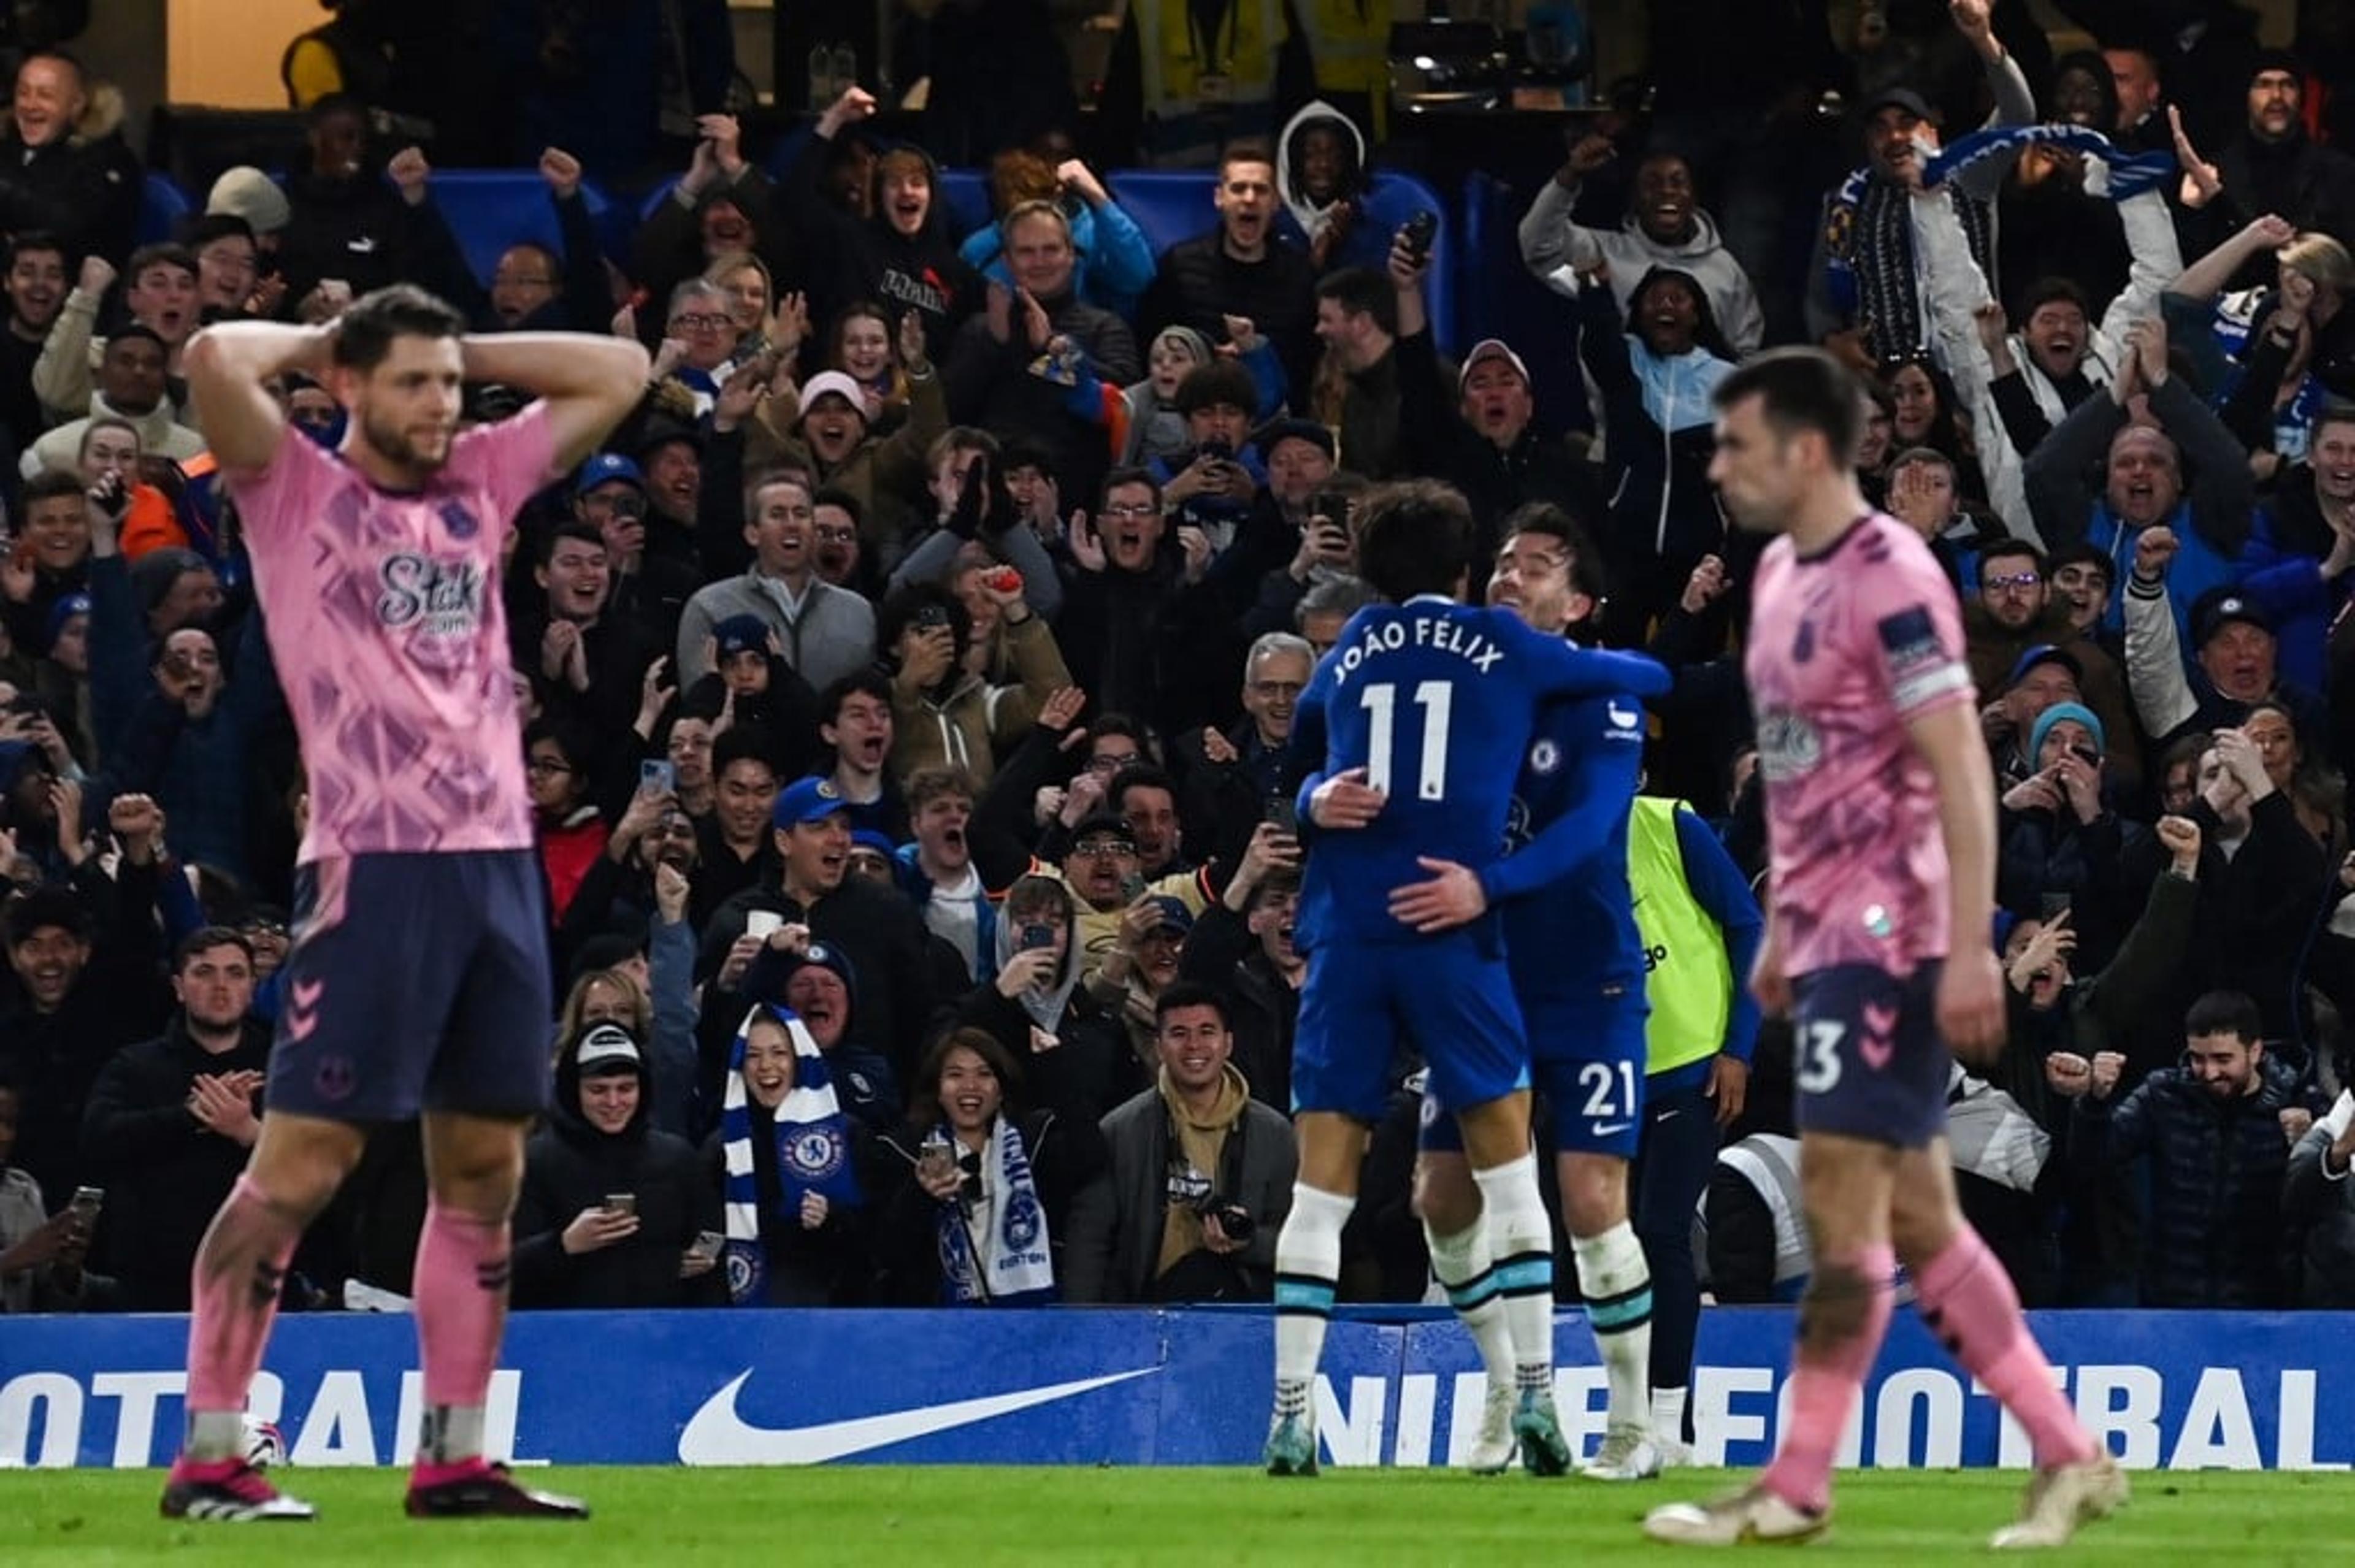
xmin=2 ymin=1309 xmax=2347 ymax=1471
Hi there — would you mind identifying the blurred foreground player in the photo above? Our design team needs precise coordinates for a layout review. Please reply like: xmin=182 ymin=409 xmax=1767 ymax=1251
xmin=1645 ymin=350 xmax=2122 ymax=1548
xmin=163 ymin=288 xmax=646 ymax=1521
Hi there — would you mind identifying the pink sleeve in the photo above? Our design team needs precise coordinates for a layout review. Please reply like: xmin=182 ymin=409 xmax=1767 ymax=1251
xmin=228 ymin=425 xmax=331 ymax=543
xmin=450 ymin=400 xmax=559 ymax=527
xmin=1859 ymin=548 xmax=1977 ymax=721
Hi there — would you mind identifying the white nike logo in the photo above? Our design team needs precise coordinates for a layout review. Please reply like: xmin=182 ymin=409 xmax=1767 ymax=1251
xmin=677 ymin=1366 xmax=1159 ymax=1464
xmin=1593 ymin=1121 xmax=1634 ymax=1136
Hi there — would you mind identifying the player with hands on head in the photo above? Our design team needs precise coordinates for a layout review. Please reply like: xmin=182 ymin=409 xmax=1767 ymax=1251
xmin=163 ymin=285 xmax=647 ymax=1521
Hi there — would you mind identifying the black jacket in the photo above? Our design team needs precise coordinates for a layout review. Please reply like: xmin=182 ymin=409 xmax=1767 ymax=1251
xmin=0 ymin=861 xmax=174 ymax=1209
xmin=512 ymin=1049 xmax=715 ymax=1309
xmin=2286 ymin=1122 xmax=2355 ymax=1309
xmin=0 ymin=124 xmax=141 ymax=267
xmin=77 ymin=1015 xmax=274 ymax=1310
xmin=2074 ymin=1052 xmax=2302 ymax=1308
xmin=943 ymin=292 xmax=1139 ymax=511
xmin=1396 ymin=327 xmax=1604 ymax=549
xmin=1139 ymin=231 xmax=1322 ymax=402
xmin=867 ymin=1106 xmax=1106 ymax=1307
xmin=698 ymin=875 xmax=944 ymax=1079
xmin=780 ymin=136 xmax=984 ymax=367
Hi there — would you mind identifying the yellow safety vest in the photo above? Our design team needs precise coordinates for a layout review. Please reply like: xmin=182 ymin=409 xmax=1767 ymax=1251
xmin=1627 ymin=797 xmax=1733 ymax=1074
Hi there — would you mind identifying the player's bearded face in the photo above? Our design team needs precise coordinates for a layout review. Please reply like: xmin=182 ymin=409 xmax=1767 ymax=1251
xmin=352 ymin=339 xmax=462 ymax=473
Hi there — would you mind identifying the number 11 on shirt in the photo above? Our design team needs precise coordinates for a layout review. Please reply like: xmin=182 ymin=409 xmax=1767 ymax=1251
xmin=1361 ymin=679 xmax=1453 ymax=800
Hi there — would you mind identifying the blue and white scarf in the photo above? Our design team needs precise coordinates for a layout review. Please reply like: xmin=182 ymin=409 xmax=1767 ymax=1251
xmin=1823 ymin=123 xmax=2172 ymax=353
xmin=1921 ymin=123 xmax=2175 ymax=204
xmin=935 ymin=1115 xmax=1057 ymax=1306
xmin=721 ymin=1004 xmax=862 ymax=1306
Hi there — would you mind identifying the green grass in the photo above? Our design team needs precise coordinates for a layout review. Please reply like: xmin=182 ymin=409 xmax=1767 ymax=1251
xmin=2 ymin=1466 xmax=2341 ymax=1565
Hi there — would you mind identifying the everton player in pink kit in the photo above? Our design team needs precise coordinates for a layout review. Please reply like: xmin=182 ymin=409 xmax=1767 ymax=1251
xmin=161 ymin=287 xmax=647 ymax=1522
xmin=1645 ymin=351 xmax=2122 ymax=1550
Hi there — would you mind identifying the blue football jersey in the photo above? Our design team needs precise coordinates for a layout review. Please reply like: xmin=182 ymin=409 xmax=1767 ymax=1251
xmin=1495 ymin=690 xmax=1648 ymax=1003
xmin=1289 ymin=597 xmax=1667 ymax=950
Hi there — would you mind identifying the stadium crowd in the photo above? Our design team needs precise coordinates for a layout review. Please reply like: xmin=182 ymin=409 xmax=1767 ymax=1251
xmin=4 ymin=0 xmax=2355 ymax=1338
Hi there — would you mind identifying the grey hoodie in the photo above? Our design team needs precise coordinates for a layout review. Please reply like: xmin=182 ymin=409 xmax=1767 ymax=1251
xmin=1520 ymin=178 xmax=1766 ymax=356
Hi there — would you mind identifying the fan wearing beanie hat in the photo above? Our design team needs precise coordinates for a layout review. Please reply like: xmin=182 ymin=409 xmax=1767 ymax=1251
xmin=513 ymin=1019 xmax=714 ymax=1308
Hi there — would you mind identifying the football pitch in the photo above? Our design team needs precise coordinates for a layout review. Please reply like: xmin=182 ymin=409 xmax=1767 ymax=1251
xmin=2 ymin=1466 xmax=2342 ymax=1565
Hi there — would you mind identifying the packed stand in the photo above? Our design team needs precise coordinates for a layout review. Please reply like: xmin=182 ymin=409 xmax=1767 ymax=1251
xmin=3 ymin=0 xmax=2354 ymax=1332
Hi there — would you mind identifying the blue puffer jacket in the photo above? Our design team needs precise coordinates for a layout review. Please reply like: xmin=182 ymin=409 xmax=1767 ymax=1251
xmin=2073 ymin=1052 xmax=2301 ymax=1308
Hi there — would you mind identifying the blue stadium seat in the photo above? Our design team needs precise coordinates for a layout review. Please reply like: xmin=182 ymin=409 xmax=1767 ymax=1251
xmin=425 ymin=170 xmax=623 ymax=286
xmin=137 ymin=172 xmax=193 ymax=247
xmin=1106 ymin=168 xmax=1460 ymax=354
xmin=1463 ymin=170 xmax=1587 ymax=434
xmin=936 ymin=169 xmax=992 ymax=242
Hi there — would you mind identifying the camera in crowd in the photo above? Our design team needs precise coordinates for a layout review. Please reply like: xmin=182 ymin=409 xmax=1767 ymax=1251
xmin=1193 ymin=1196 xmax=1254 ymax=1244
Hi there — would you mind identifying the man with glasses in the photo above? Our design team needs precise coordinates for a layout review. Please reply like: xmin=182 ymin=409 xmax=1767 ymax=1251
xmin=1173 ymin=632 xmax=1311 ymax=839
xmin=1059 ymin=467 xmax=1231 ymax=736
xmin=1056 ymin=811 xmax=1206 ymax=982
xmin=653 ymin=278 xmax=742 ymax=417
xmin=1966 ymin=540 xmax=2142 ymax=795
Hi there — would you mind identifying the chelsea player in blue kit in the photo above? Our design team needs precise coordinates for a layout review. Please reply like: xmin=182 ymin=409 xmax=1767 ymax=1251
xmin=1394 ymin=505 xmax=1661 ymax=1479
xmin=1265 ymin=481 xmax=1669 ymax=1476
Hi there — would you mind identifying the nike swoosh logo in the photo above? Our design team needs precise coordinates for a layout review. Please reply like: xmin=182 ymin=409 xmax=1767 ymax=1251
xmin=677 ymin=1366 xmax=1159 ymax=1464
xmin=1593 ymin=1121 xmax=1634 ymax=1136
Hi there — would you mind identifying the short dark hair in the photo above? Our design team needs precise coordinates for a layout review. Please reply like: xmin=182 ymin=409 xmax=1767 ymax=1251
xmin=331 ymin=283 xmax=467 ymax=373
xmin=1154 ymin=979 xmax=1231 ymax=1030
xmin=1712 ymin=347 xmax=1871 ymax=467
xmin=541 ymin=519 xmax=606 ymax=564
xmin=1975 ymin=540 xmax=2045 ymax=584
xmin=126 ymin=242 xmax=197 ymax=283
xmin=1175 ymin=359 xmax=1257 ymax=416
xmin=174 ymin=925 xmax=255 ymax=971
xmin=810 ymin=485 xmax=865 ymax=526
xmin=1314 ymin=267 xmax=1396 ymax=334
xmin=819 ymin=668 xmax=894 ymax=726
xmin=306 ymin=90 xmax=366 ymax=128
xmin=2018 ymin=277 xmax=2091 ymax=321
xmin=178 ymin=213 xmax=256 ymax=251
xmin=1108 ymin=762 xmax=1180 ymax=813
xmin=1355 ymin=479 xmax=1475 ymax=603
xmin=711 ymin=724 xmax=778 ymax=781
xmin=1100 ymin=465 xmax=1162 ymax=511
xmin=1499 ymin=500 xmax=1609 ymax=604
xmin=21 ymin=468 xmax=83 ymax=507
xmin=2184 ymin=990 xmax=2262 ymax=1046
xmin=107 ymin=324 xmax=167 ymax=356
xmin=2046 ymin=541 xmax=2113 ymax=583
xmin=1087 ymin=712 xmax=1152 ymax=757
xmin=6 ymin=231 xmax=64 ymax=267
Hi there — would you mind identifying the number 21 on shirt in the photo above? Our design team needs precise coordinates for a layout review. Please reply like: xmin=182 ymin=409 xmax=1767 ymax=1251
xmin=1360 ymin=680 xmax=1453 ymax=800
